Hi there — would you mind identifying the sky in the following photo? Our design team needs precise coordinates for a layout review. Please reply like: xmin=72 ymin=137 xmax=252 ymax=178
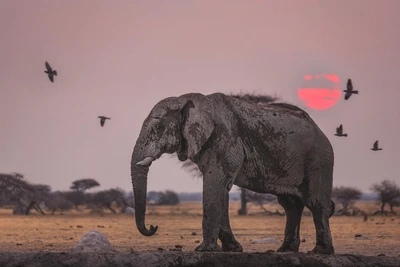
xmin=1 ymin=0 xmax=399 ymax=194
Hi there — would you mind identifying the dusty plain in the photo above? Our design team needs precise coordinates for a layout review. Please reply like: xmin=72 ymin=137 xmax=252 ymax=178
xmin=0 ymin=201 xmax=399 ymax=257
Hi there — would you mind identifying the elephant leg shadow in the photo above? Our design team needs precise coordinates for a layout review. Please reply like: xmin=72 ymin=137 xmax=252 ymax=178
xmin=277 ymin=195 xmax=304 ymax=252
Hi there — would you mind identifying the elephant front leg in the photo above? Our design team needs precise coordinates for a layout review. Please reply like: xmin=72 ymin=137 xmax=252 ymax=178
xmin=277 ymin=195 xmax=304 ymax=252
xmin=219 ymin=190 xmax=243 ymax=252
xmin=195 ymin=177 xmax=225 ymax=252
xmin=195 ymin=141 xmax=244 ymax=252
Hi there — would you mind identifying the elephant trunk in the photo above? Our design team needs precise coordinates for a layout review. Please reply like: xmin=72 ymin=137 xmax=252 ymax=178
xmin=131 ymin=149 xmax=158 ymax=236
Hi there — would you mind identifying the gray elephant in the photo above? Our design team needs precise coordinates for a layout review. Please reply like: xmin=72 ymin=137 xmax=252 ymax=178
xmin=131 ymin=92 xmax=335 ymax=254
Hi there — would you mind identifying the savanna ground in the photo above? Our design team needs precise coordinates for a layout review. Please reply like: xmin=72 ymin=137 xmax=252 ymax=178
xmin=0 ymin=201 xmax=399 ymax=257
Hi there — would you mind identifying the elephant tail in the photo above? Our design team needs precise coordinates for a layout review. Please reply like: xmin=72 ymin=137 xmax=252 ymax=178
xmin=329 ymin=200 xmax=335 ymax=218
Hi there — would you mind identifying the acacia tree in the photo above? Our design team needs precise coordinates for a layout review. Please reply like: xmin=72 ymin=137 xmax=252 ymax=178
xmin=237 ymin=187 xmax=281 ymax=215
xmin=70 ymin=178 xmax=100 ymax=192
xmin=31 ymin=184 xmax=52 ymax=203
xmin=370 ymin=180 xmax=400 ymax=215
xmin=68 ymin=178 xmax=100 ymax=209
xmin=0 ymin=173 xmax=33 ymax=197
xmin=0 ymin=173 xmax=47 ymax=215
xmin=245 ymin=190 xmax=281 ymax=215
xmin=90 ymin=188 xmax=127 ymax=213
xmin=0 ymin=173 xmax=31 ymax=210
xmin=157 ymin=190 xmax=180 ymax=205
xmin=45 ymin=191 xmax=74 ymax=214
xmin=63 ymin=191 xmax=86 ymax=209
xmin=332 ymin=186 xmax=362 ymax=215
xmin=178 ymin=92 xmax=280 ymax=215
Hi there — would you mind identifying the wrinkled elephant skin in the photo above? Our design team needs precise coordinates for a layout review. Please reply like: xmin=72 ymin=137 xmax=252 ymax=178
xmin=130 ymin=92 xmax=335 ymax=254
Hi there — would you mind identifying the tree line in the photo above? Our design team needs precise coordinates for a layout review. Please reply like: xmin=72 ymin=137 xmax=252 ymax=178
xmin=1 ymin=172 xmax=398 ymax=217
xmin=0 ymin=173 xmax=180 ymax=215
xmin=236 ymin=180 xmax=400 ymax=216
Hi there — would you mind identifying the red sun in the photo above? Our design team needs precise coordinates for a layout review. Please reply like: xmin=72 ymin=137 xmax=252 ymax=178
xmin=297 ymin=74 xmax=341 ymax=110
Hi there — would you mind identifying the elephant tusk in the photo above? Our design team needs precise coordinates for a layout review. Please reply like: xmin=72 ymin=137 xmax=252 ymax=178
xmin=136 ymin=157 xmax=155 ymax=166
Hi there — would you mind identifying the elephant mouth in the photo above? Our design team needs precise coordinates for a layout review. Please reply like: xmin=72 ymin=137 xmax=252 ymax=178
xmin=136 ymin=156 xmax=156 ymax=166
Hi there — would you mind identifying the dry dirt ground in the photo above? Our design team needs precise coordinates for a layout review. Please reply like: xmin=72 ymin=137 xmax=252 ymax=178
xmin=0 ymin=201 xmax=399 ymax=257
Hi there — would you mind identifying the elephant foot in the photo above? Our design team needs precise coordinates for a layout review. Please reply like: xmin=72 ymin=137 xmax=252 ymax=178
xmin=310 ymin=244 xmax=335 ymax=254
xmin=277 ymin=242 xmax=299 ymax=253
xmin=222 ymin=240 xmax=243 ymax=252
xmin=195 ymin=241 xmax=222 ymax=252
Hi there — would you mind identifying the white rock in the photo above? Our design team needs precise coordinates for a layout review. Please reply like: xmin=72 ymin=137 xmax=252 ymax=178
xmin=250 ymin=238 xmax=277 ymax=244
xmin=125 ymin=207 xmax=136 ymax=215
xmin=70 ymin=230 xmax=113 ymax=252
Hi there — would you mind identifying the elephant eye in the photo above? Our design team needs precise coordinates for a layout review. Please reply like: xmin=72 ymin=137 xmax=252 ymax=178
xmin=155 ymin=123 xmax=164 ymax=131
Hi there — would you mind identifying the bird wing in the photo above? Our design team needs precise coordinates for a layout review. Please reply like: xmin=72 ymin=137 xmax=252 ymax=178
xmin=344 ymin=91 xmax=351 ymax=100
xmin=48 ymin=74 xmax=54 ymax=83
xmin=45 ymin=61 xmax=52 ymax=71
xmin=373 ymin=141 xmax=378 ymax=149
xmin=347 ymin=79 xmax=353 ymax=91
xmin=336 ymin=125 xmax=342 ymax=134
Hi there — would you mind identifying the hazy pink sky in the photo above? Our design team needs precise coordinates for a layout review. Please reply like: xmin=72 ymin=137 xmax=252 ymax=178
xmin=1 ymin=1 xmax=399 ymax=193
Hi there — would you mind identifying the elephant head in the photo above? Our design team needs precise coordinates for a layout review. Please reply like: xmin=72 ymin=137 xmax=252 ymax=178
xmin=131 ymin=93 xmax=215 ymax=236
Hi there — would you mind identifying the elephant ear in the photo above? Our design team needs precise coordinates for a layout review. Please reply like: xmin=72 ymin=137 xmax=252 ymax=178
xmin=180 ymin=95 xmax=215 ymax=160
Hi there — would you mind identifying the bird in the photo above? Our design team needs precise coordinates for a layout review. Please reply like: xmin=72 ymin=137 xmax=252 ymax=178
xmin=98 ymin=116 xmax=111 ymax=127
xmin=334 ymin=124 xmax=348 ymax=137
xmin=371 ymin=140 xmax=383 ymax=151
xmin=44 ymin=61 xmax=58 ymax=83
xmin=343 ymin=78 xmax=359 ymax=100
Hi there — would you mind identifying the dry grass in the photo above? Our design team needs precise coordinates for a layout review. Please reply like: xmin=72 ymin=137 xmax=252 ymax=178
xmin=0 ymin=201 xmax=399 ymax=256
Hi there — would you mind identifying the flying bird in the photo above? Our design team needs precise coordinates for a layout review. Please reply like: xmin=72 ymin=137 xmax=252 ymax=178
xmin=44 ymin=61 xmax=58 ymax=83
xmin=98 ymin=116 xmax=111 ymax=127
xmin=371 ymin=140 xmax=383 ymax=151
xmin=334 ymin=124 xmax=348 ymax=137
xmin=343 ymin=79 xmax=359 ymax=100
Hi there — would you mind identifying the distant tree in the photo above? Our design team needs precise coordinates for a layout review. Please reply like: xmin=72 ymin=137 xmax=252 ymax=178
xmin=31 ymin=184 xmax=52 ymax=203
xmin=32 ymin=184 xmax=51 ymax=195
xmin=237 ymin=188 xmax=281 ymax=216
xmin=83 ymin=192 xmax=94 ymax=206
xmin=125 ymin=191 xmax=135 ymax=208
xmin=0 ymin=173 xmax=33 ymax=198
xmin=332 ymin=186 xmax=362 ymax=215
xmin=156 ymin=190 xmax=180 ymax=205
xmin=0 ymin=173 xmax=47 ymax=215
xmin=45 ymin=191 xmax=74 ymax=214
xmin=70 ymin=178 xmax=100 ymax=192
xmin=91 ymin=188 xmax=126 ymax=213
xmin=147 ymin=191 xmax=161 ymax=203
xmin=63 ymin=191 xmax=85 ymax=209
xmin=246 ymin=190 xmax=280 ymax=214
xmin=20 ymin=184 xmax=53 ymax=215
xmin=370 ymin=180 xmax=400 ymax=215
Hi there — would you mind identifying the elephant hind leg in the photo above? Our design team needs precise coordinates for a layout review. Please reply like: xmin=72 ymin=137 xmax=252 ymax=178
xmin=302 ymin=161 xmax=335 ymax=253
xmin=277 ymin=195 xmax=304 ymax=252
xmin=301 ymin=150 xmax=335 ymax=254
xmin=219 ymin=192 xmax=243 ymax=252
xmin=307 ymin=205 xmax=334 ymax=254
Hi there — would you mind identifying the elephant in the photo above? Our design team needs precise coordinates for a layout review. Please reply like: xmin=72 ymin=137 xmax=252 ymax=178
xmin=131 ymin=92 xmax=335 ymax=254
